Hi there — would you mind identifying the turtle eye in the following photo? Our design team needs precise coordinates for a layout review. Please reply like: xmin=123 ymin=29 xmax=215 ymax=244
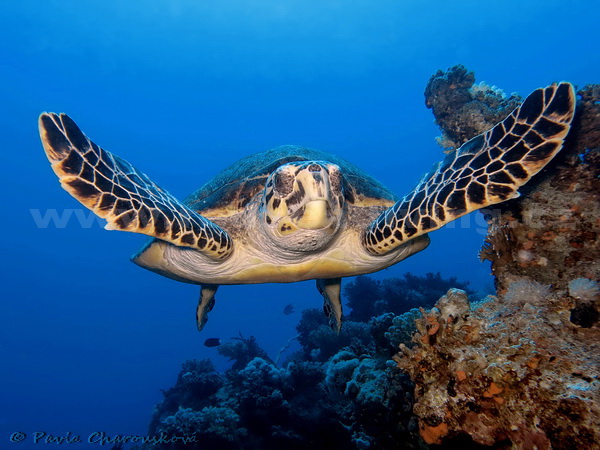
xmin=273 ymin=170 xmax=294 ymax=197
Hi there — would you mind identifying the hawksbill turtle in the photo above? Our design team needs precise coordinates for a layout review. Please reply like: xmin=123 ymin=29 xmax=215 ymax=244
xmin=39 ymin=82 xmax=576 ymax=331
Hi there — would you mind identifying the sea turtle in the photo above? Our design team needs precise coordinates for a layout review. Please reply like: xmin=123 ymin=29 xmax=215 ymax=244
xmin=39 ymin=82 xmax=576 ymax=332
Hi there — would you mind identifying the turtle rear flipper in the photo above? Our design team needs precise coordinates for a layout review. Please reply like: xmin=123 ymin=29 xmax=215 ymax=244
xmin=317 ymin=278 xmax=343 ymax=334
xmin=197 ymin=284 xmax=218 ymax=331
xmin=39 ymin=113 xmax=233 ymax=260
xmin=363 ymin=82 xmax=576 ymax=255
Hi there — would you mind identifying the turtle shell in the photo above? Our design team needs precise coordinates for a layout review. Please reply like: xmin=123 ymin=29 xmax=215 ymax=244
xmin=184 ymin=145 xmax=398 ymax=217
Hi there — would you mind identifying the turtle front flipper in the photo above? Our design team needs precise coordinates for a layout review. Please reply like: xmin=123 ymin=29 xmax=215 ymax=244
xmin=363 ymin=82 xmax=576 ymax=256
xmin=39 ymin=113 xmax=233 ymax=260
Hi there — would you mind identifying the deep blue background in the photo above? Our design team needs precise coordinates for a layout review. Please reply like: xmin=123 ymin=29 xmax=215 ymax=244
xmin=1 ymin=0 xmax=597 ymax=441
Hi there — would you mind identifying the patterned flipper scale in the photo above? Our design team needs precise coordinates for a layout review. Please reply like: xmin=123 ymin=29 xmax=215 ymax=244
xmin=363 ymin=82 xmax=576 ymax=255
xmin=39 ymin=113 xmax=233 ymax=260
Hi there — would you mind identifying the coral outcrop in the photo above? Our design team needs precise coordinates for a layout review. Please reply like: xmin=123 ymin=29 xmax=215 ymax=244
xmin=424 ymin=65 xmax=521 ymax=149
xmin=216 ymin=334 xmax=274 ymax=370
xmin=395 ymin=288 xmax=599 ymax=448
xmin=427 ymin=65 xmax=600 ymax=301
xmin=393 ymin=66 xmax=599 ymax=448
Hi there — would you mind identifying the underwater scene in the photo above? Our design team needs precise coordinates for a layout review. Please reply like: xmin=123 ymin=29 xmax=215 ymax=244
xmin=1 ymin=1 xmax=598 ymax=449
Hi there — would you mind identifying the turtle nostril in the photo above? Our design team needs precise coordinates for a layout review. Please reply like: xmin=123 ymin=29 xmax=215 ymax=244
xmin=307 ymin=163 xmax=322 ymax=172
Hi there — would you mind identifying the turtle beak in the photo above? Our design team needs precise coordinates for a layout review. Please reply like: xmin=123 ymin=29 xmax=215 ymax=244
xmin=289 ymin=164 xmax=339 ymax=231
xmin=293 ymin=200 xmax=333 ymax=230
xmin=264 ymin=161 xmax=344 ymax=239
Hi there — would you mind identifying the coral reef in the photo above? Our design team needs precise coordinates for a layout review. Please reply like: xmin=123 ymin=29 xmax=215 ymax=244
xmin=137 ymin=68 xmax=598 ymax=450
xmin=141 ymin=338 xmax=418 ymax=450
xmin=424 ymin=65 xmax=521 ymax=149
xmin=147 ymin=359 xmax=224 ymax=437
xmin=427 ymin=66 xmax=600 ymax=301
xmin=139 ymin=272 xmax=467 ymax=450
xmin=395 ymin=288 xmax=599 ymax=448
xmin=344 ymin=272 xmax=473 ymax=322
xmin=159 ymin=406 xmax=245 ymax=444
xmin=216 ymin=334 xmax=274 ymax=370
xmin=393 ymin=66 xmax=600 ymax=448
xmin=296 ymin=307 xmax=374 ymax=362
xmin=429 ymin=65 xmax=599 ymax=327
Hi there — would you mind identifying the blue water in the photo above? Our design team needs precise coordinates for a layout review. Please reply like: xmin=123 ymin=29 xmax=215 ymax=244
xmin=1 ymin=0 xmax=597 ymax=442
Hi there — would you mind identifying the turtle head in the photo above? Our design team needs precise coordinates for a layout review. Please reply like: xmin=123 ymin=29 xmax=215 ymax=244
xmin=261 ymin=161 xmax=345 ymax=251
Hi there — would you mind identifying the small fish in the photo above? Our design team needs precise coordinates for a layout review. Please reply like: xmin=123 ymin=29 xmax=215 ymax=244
xmin=283 ymin=304 xmax=295 ymax=315
xmin=203 ymin=338 xmax=221 ymax=347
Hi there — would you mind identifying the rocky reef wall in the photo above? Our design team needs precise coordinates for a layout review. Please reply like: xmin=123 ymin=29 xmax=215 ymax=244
xmin=393 ymin=66 xmax=600 ymax=448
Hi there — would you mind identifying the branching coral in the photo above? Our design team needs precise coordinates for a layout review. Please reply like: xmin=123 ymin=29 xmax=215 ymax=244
xmin=344 ymin=272 xmax=473 ymax=322
xmin=160 ymin=407 xmax=203 ymax=436
xmin=177 ymin=359 xmax=223 ymax=394
xmin=217 ymin=334 xmax=273 ymax=371
xmin=322 ymin=348 xmax=417 ymax=448
xmin=197 ymin=407 xmax=246 ymax=441
xmin=235 ymin=357 xmax=288 ymax=392
xmin=159 ymin=406 xmax=245 ymax=442
xmin=147 ymin=359 xmax=223 ymax=436
xmin=296 ymin=308 xmax=374 ymax=361
xmin=384 ymin=309 xmax=419 ymax=351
